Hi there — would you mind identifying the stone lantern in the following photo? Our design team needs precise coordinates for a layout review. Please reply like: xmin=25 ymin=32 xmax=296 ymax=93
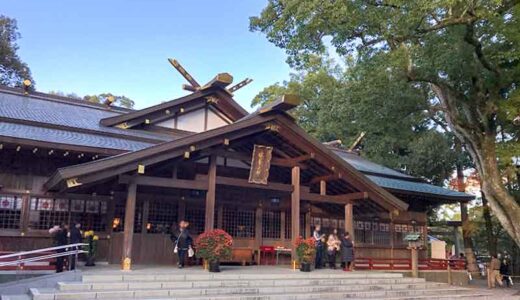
xmin=404 ymin=233 xmax=423 ymax=278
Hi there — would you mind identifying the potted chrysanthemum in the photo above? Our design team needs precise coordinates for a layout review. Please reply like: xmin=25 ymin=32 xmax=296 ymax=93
xmin=295 ymin=236 xmax=316 ymax=272
xmin=194 ymin=229 xmax=233 ymax=272
xmin=83 ymin=230 xmax=99 ymax=266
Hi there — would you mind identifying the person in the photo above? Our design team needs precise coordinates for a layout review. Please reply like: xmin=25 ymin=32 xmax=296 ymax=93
xmin=170 ymin=220 xmax=192 ymax=269
xmin=340 ymin=231 xmax=354 ymax=272
xmin=489 ymin=255 xmax=503 ymax=288
xmin=326 ymin=229 xmax=340 ymax=269
xmin=53 ymin=223 xmax=68 ymax=273
xmin=500 ymin=258 xmax=512 ymax=288
xmin=313 ymin=225 xmax=325 ymax=269
xmin=69 ymin=222 xmax=82 ymax=270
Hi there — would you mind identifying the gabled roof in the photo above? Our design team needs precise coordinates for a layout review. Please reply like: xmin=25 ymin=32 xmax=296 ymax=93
xmin=44 ymin=109 xmax=409 ymax=212
xmin=99 ymin=86 xmax=248 ymax=128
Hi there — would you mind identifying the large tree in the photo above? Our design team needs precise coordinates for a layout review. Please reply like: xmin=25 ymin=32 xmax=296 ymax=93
xmin=0 ymin=15 xmax=33 ymax=88
xmin=251 ymin=0 xmax=520 ymax=245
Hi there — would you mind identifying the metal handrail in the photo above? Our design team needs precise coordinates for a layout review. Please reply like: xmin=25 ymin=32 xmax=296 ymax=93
xmin=0 ymin=243 xmax=88 ymax=260
xmin=0 ymin=243 xmax=88 ymax=271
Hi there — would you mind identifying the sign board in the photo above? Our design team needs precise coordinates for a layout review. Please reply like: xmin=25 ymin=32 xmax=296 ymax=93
xmin=248 ymin=145 xmax=273 ymax=185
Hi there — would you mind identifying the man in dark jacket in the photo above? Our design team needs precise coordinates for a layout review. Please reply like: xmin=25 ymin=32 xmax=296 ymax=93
xmin=53 ymin=224 xmax=68 ymax=273
xmin=340 ymin=232 xmax=354 ymax=271
xmin=69 ymin=222 xmax=82 ymax=270
xmin=170 ymin=220 xmax=192 ymax=268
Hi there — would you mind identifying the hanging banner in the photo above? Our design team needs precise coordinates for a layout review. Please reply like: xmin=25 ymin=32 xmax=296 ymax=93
xmin=55 ymin=199 xmax=69 ymax=212
xmin=248 ymin=144 xmax=273 ymax=185
xmin=0 ymin=196 xmax=15 ymax=210
xmin=37 ymin=198 xmax=53 ymax=211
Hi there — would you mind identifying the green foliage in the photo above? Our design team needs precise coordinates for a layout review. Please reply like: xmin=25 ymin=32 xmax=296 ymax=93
xmin=84 ymin=93 xmax=135 ymax=109
xmin=0 ymin=15 xmax=34 ymax=88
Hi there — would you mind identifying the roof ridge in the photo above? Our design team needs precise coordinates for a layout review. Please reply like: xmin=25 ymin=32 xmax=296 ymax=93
xmin=0 ymin=85 xmax=133 ymax=114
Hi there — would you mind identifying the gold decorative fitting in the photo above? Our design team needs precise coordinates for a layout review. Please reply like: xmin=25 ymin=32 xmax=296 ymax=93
xmin=165 ymin=109 xmax=171 ymax=115
xmin=144 ymin=119 xmax=150 ymax=124
xmin=66 ymin=178 xmax=82 ymax=188
xmin=179 ymin=107 xmax=185 ymax=113
xmin=183 ymin=151 xmax=190 ymax=159
xmin=16 ymin=145 xmax=21 ymax=152
xmin=265 ymin=124 xmax=280 ymax=132
xmin=223 ymin=138 xmax=230 ymax=146
xmin=189 ymin=145 xmax=196 ymax=152
xmin=116 ymin=122 xmax=129 ymax=129
xmin=206 ymin=96 xmax=219 ymax=104
xmin=137 ymin=164 xmax=145 ymax=174
xmin=122 ymin=257 xmax=131 ymax=271
xmin=23 ymin=79 xmax=32 ymax=87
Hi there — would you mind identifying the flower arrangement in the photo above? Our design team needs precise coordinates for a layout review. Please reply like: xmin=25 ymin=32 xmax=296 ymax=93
xmin=194 ymin=229 xmax=233 ymax=263
xmin=295 ymin=236 xmax=316 ymax=264
xmin=83 ymin=230 xmax=99 ymax=266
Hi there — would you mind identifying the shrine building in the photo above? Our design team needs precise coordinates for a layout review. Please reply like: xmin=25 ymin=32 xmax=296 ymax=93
xmin=0 ymin=61 xmax=473 ymax=269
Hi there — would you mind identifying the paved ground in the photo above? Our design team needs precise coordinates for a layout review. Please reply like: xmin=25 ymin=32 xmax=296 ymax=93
xmin=466 ymin=278 xmax=520 ymax=299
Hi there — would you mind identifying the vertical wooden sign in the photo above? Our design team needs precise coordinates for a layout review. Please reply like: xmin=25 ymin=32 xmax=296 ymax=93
xmin=248 ymin=145 xmax=273 ymax=185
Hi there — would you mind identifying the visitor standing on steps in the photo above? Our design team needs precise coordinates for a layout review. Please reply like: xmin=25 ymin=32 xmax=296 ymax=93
xmin=313 ymin=225 xmax=325 ymax=269
xmin=171 ymin=220 xmax=193 ymax=269
xmin=69 ymin=221 xmax=82 ymax=270
xmin=326 ymin=229 xmax=340 ymax=269
xmin=340 ymin=231 xmax=354 ymax=272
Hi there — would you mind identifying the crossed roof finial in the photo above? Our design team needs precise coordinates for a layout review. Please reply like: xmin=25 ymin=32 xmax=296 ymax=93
xmin=168 ymin=58 xmax=253 ymax=94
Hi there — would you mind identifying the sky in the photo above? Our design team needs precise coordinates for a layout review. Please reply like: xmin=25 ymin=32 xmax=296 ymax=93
xmin=2 ymin=0 xmax=292 ymax=110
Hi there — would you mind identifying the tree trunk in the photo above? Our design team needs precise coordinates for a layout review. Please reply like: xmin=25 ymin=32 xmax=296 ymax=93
xmin=481 ymin=192 xmax=497 ymax=256
xmin=455 ymin=152 xmax=479 ymax=273
xmin=431 ymin=84 xmax=520 ymax=248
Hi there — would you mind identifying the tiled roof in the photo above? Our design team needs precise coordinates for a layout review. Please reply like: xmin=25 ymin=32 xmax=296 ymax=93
xmin=366 ymin=175 xmax=473 ymax=200
xmin=331 ymin=149 xmax=472 ymax=200
xmin=332 ymin=150 xmax=415 ymax=179
xmin=0 ymin=91 xmax=175 ymax=142
xmin=0 ymin=122 xmax=152 ymax=151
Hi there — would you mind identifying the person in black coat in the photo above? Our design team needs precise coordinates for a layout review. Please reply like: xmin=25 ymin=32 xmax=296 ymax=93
xmin=340 ymin=232 xmax=354 ymax=271
xmin=53 ymin=223 xmax=68 ymax=273
xmin=69 ymin=222 xmax=82 ymax=270
xmin=170 ymin=220 xmax=193 ymax=268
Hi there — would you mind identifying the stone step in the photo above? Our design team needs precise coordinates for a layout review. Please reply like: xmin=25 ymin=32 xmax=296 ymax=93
xmin=29 ymin=286 xmax=488 ymax=300
xmin=58 ymin=277 xmax=426 ymax=291
xmin=81 ymin=272 xmax=404 ymax=283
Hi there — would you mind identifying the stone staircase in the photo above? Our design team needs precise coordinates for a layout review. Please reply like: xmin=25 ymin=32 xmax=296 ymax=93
xmin=24 ymin=270 xmax=492 ymax=300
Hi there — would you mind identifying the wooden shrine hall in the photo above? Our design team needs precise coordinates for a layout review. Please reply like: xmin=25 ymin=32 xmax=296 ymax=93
xmin=0 ymin=60 xmax=474 ymax=269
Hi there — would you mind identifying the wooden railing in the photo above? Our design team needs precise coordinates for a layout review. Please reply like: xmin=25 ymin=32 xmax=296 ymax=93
xmin=354 ymin=257 xmax=466 ymax=271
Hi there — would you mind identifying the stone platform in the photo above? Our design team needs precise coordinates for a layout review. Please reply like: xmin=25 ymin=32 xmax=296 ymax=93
xmin=4 ymin=265 xmax=496 ymax=300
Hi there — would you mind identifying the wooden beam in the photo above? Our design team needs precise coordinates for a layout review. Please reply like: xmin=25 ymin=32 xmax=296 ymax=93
xmin=119 ymin=175 xmax=208 ymax=190
xmin=205 ymin=155 xmax=217 ymax=231
xmin=228 ymin=78 xmax=253 ymax=93
xmin=291 ymin=166 xmax=300 ymax=261
xmin=310 ymin=174 xmax=338 ymax=184
xmin=200 ymin=73 xmax=233 ymax=90
xmin=208 ymin=149 xmax=308 ymax=169
xmin=196 ymin=174 xmax=305 ymax=193
xmin=320 ymin=180 xmax=326 ymax=196
xmin=301 ymin=191 xmax=368 ymax=205
xmin=168 ymin=58 xmax=201 ymax=88
xmin=122 ymin=179 xmax=137 ymax=270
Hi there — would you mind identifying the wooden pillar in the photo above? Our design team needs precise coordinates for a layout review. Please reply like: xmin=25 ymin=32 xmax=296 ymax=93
xmin=19 ymin=194 xmax=30 ymax=235
xmin=305 ymin=205 xmax=311 ymax=238
xmin=345 ymin=202 xmax=354 ymax=241
xmin=291 ymin=166 xmax=300 ymax=261
xmin=255 ymin=203 xmax=263 ymax=265
xmin=280 ymin=210 xmax=286 ymax=240
xmin=122 ymin=180 xmax=137 ymax=270
xmin=205 ymin=155 xmax=217 ymax=232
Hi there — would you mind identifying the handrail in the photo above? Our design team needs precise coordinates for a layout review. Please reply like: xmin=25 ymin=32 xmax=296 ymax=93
xmin=0 ymin=243 xmax=88 ymax=260
xmin=0 ymin=243 xmax=88 ymax=271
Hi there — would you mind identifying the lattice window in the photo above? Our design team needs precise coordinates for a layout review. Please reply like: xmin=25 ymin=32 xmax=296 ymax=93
xmin=29 ymin=198 xmax=69 ymax=230
xmin=354 ymin=220 xmax=391 ymax=246
xmin=262 ymin=210 xmax=281 ymax=239
xmin=0 ymin=195 xmax=22 ymax=229
xmin=185 ymin=207 xmax=205 ymax=235
xmin=112 ymin=200 xmax=143 ymax=233
xmin=29 ymin=198 xmax=108 ymax=232
xmin=147 ymin=200 xmax=178 ymax=234
xmin=222 ymin=207 xmax=255 ymax=238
